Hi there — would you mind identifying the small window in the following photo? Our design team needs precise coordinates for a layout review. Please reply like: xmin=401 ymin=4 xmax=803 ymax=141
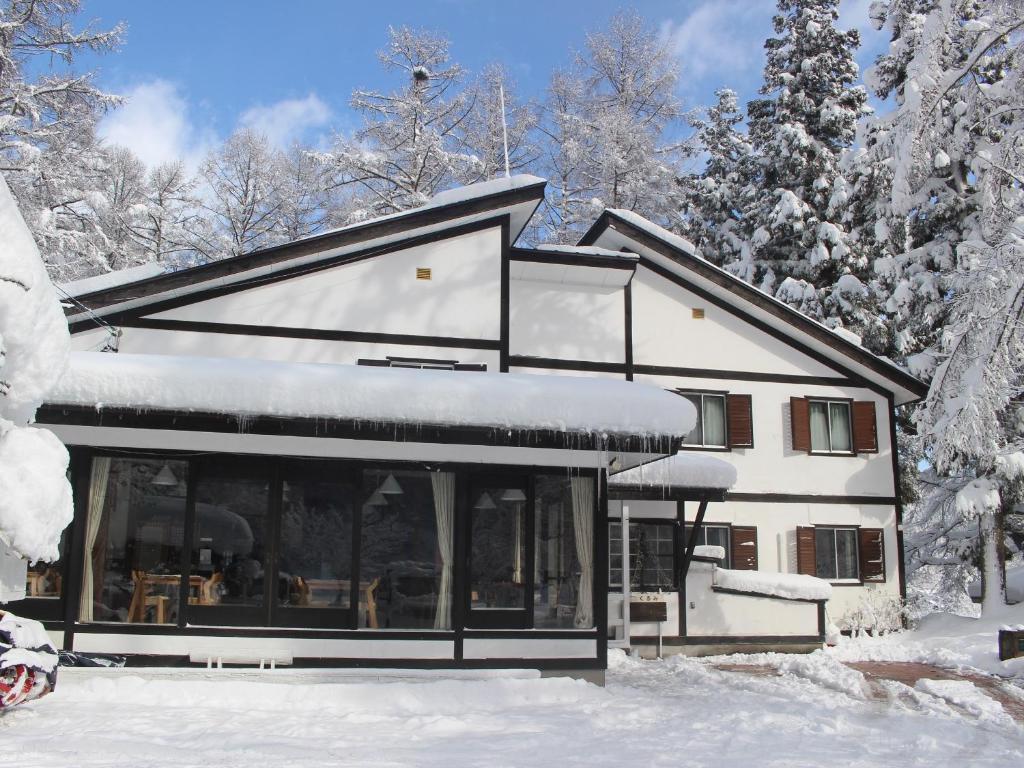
xmin=608 ymin=521 xmax=676 ymax=590
xmin=809 ymin=399 xmax=853 ymax=453
xmin=680 ymin=393 xmax=727 ymax=448
xmin=814 ymin=527 xmax=859 ymax=581
xmin=691 ymin=524 xmax=731 ymax=568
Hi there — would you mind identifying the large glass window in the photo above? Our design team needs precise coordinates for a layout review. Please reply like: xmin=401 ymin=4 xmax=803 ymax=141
xmin=809 ymin=400 xmax=853 ymax=453
xmin=358 ymin=469 xmax=450 ymax=630
xmin=681 ymin=393 xmax=727 ymax=448
xmin=80 ymin=457 xmax=188 ymax=624
xmin=534 ymin=476 xmax=593 ymax=629
xmin=277 ymin=474 xmax=355 ymax=611
xmin=470 ymin=482 xmax=528 ymax=613
xmin=192 ymin=470 xmax=269 ymax=610
xmin=815 ymin=527 xmax=859 ymax=581
xmin=609 ymin=521 xmax=676 ymax=591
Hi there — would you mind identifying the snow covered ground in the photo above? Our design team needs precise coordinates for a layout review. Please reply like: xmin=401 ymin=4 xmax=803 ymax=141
xmin=2 ymin=648 xmax=1020 ymax=767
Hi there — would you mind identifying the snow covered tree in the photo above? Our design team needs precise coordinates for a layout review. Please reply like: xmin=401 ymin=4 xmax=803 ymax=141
xmin=0 ymin=0 xmax=123 ymax=280
xmin=734 ymin=0 xmax=870 ymax=332
xmin=196 ymin=129 xmax=285 ymax=259
xmin=865 ymin=0 xmax=1024 ymax=613
xmin=678 ymin=89 xmax=754 ymax=267
xmin=125 ymin=160 xmax=206 ymax=269
xmin=318 ymin=26 xmax=478 ymax=224
xmin=275 ymin=144 xmax=330 ymax=243
xmin=538 ymin=11 xmax=689 ymax=242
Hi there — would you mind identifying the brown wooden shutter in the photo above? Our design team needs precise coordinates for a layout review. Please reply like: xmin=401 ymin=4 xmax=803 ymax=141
xmin=796 ymin=526 xmax=817 ymax=576
xmin=730 ymin=526 xmax=758 ymax=570
xmin=852 ymin=401 xmax=878 ymax=453
xmin=726 ymin=394 xmax=754 ymax=449
xmin=790 ymin=397 xmax=811 ymax=452
xmin=858 ymin=528 xmax=886 ymax=582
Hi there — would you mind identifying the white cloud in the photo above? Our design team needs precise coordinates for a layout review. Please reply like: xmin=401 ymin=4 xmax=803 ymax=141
xmin=238 ymin=94 xmax=332 ymax=149
xmin=660 ymin=1 xmax=776 ymax=84
xmin=98 ymin=79 xmax=217 ymax=172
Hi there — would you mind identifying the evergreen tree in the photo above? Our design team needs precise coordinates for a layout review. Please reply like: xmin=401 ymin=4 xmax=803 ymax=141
xmin=736 ymin=0 xmax=869 ymax=330
xmin=678 ymin=88 xmax=754 ymax=267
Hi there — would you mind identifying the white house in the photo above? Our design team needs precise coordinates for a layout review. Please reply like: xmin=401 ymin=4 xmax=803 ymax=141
xmin=15 ymin=175 xmax=925 ymax=675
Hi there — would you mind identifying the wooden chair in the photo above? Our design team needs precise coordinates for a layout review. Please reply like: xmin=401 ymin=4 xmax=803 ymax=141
xmin=127 ymin=571 xmax=170 ymax=624
xmin=200 ymin=572 xmax=223 ymax=605
xmin=364 ymin=577 xmax=381 ymax=629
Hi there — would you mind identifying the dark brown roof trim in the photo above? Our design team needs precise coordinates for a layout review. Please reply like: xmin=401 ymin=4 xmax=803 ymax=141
xmin=69 ymin=180 xmax=546 ymax=314
xmin=579 ymin=211 xmax=927 ymax=399
xmin=510 ymin=247 xmax=638 ymax=270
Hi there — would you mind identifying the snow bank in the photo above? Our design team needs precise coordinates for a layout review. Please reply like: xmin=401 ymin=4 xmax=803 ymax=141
xmin=0 ymin=174 xmax=74 ymax=563
xmin=57 ymin=262 xmax=165 ymax=298
xmin=49 ymin=352 xmax=697 ymax=439
xmin=715 ymin=568 xmax=832 ymax=601
xmin=829 ymin=601 xmax=1024 ymax=677
xmin=693 ymin=545 xmax=726 ymax=561
xmin=915 ymin=679 xmax=1010 ymax=723
xmin=609 ymin=453 xmax=737 ymax=490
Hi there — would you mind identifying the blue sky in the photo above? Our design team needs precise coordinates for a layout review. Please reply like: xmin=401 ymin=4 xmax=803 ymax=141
xmin=76 ymin=0 xmax=887 ymax=170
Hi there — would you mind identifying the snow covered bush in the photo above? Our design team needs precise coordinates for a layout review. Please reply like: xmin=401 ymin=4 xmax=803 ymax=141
xmin=839 ymin=591 xmax=906 ymax=637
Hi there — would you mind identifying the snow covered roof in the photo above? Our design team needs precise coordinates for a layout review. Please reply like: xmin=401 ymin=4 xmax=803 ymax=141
xmin=47 ymin=352 xmax=697 ymax=444
xmin=532 ymin=244 xmax=640 ymax=261
xmin=57 ymin=263 xmax=165 ymax=299
xmin=609 ymin=453 xmax=737 ymax=491
xmin=580 ymin=209 xmax=928 ymax=405
xmin=64 ymin=175 xmax=546 ymax=327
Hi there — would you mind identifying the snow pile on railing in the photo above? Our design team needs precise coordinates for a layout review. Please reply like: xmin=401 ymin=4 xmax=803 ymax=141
xmin=609 ymin=453 xmax=737 ymax=490
xmin=715 ymin=568 xmax=832 ymax=601
xmin=693 ymin=545 xmax=726 ymax=561
xmin=49 ymin=352 xmax=697 ymax=439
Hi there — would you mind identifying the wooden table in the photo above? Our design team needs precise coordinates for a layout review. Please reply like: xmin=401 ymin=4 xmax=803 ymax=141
xmin=127 ymin=573 xmax=208 ymax=624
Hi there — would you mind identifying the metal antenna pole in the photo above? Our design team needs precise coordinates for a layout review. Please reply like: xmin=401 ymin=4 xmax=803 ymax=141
xmin=499 ymin=84 xmax=511 ymax=179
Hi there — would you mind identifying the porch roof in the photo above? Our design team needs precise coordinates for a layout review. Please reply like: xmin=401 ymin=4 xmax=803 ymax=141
xmin=43 ymin=352 xmax=696 ymax=456
xmin=607 ymin=453 xmax=737 ymax=501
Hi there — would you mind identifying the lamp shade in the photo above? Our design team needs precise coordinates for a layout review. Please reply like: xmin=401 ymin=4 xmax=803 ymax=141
xmin=366 ymin=489 xmax=388 ymax=506
xmin=151 ymin=464 xmax=178 ymax=486
xmin=379 ymin=474 xmax=404 ymax=495
xmin=500 ymin=488 xmax=526 ymax=502
xmin=474 ymin=492 xmax=497 ymax=510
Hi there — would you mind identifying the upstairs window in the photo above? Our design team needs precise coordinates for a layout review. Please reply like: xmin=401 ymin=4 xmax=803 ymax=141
xmin=814 ymin=527 xmax=859 ymax=581
xmin=680 ymin=393 xmax=727 ymax=448
xmin=809 ymin=399 xmax=852 ymax=454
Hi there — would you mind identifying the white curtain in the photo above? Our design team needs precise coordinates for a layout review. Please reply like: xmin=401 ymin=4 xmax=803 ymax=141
xmin=79 ymin=457 xmax=112 ymax=622
xmin=431 ymin=472 xmax=455 ymax=630
xmin=570 ymin=476 xmax=594 ymax=629
xmin=809 ymin=401 xmax=830 ymax=451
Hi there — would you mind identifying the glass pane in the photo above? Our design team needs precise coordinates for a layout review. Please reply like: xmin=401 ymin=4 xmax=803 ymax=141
xmin=609 ymin=522 xmax=623 ymax=587
xmin=193 ymin=472 xmax=269 ymax=609
xmin=815 ymin=528 xmax=837 ymax=580
xmin=829 ymin=402 xmax=853 ymax=452
xmin=534 ymin=476 xmax=581 ymax=629
xmin=82 ymin=458 xmax=188 ymax=624
xmin=702 ymin=396 xmax=727 ymax=447
xmin=809 ymin=401 xmax=830 ymax=452
xmin=704 ymin=525 xmax=730 ymax=567
xmin=836 ymin=529 xmax=859 ymax=579
xmin=631 ymin=523 xmax=674 ymax=590
xmin=277 ymin=476 xmax=355 ymax=610
xmin=681 ymin=394 xmax=703 ymax=445
xmin=27 ymin=528 xmax=67 ymax=599
xmin=471 ymin=483 xmax=527 ymax=610
xmin=359 ymin=470 xmax=447 ymax=629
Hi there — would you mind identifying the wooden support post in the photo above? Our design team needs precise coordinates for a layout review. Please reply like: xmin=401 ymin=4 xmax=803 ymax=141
xmin=678 ymin=499 xmax=709 ymax=586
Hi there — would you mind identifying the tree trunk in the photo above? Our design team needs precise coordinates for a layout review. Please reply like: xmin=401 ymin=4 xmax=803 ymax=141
xmin=980 ymin=511 xmax=1006 ymax=616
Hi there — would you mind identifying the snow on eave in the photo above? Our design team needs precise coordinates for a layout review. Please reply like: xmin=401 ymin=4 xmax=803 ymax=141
xmin=47 ymin=352 xmax=697 ymax=440
xmin=585 ymin=209 xmax=928 ymax=404
xmin=65 ymin=175 xmax=547 ymax=320
xmin=57 ymin=263 xmax=166 ymax=299
xmin=532 ymin=244 xmax=640 ymax=261
xmin=609 ymin=453 xmax=737 ymax=491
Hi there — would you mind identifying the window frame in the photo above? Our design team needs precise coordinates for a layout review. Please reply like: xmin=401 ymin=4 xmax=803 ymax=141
xmin=676 ymin=390 xmax=730 ymax=451
xmin=608 ymin=519 xmax=678 ymax=591
xmin=807 ymin=397 xmax=855 ymax=456
xmin=813 ymin=525 xmax=861 ymax=583
xmin=692 ymin=523 xmax=732 ymax=569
